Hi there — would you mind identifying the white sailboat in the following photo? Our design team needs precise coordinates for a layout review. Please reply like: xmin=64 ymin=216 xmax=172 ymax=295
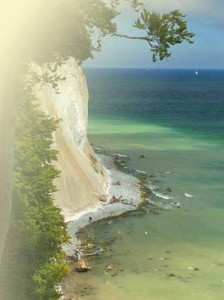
xmin=195 ymin=70 xmax=198 ymax=75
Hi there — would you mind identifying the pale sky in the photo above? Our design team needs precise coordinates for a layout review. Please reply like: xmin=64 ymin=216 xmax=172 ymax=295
xmin=84 ymin=0 xmax=224 ymax=69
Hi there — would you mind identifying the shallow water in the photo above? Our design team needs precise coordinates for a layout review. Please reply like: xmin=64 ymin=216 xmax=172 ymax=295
xmin=66 ymin=69 xmax=224 ymax=299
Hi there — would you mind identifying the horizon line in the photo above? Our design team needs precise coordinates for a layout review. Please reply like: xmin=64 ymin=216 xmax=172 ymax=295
xmin=83 ymin=66 xmax=224 ymax=70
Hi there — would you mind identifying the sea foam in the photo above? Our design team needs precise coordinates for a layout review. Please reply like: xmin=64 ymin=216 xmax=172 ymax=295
xmin=152 ymin=191 xmax=171 ymax=200
xmin=184 ymin=193 xmax=194 ymax=198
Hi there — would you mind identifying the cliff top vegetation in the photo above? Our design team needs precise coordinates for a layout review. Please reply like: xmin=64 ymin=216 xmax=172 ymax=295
xmin=6 ymin=0 xmax=194 ymax=65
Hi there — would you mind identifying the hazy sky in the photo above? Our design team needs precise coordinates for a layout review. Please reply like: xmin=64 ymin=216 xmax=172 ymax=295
xmin=84 ymin=0 xmax=224 ymax=69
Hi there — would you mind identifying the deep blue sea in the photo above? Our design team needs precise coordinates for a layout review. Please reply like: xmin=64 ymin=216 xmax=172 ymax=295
xmin=68 ymin=69 xmax=224 ymax=299
xmin=87 ymin=68 xmax=224 ymax=138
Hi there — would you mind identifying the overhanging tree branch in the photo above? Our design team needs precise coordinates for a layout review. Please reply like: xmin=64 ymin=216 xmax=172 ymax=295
xmin=112 ymin=33 xmax=153 ymax=45
xmin=112 ymin=8 xmax=195 ymax=62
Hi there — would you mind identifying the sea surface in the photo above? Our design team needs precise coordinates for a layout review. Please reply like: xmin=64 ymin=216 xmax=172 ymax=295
xmin=66 ymin=68 xmax=224 ymax=299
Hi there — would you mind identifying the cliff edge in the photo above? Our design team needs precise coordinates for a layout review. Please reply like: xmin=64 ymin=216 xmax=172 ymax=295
xmin=33 ymin=57 xmax=108 ymax=221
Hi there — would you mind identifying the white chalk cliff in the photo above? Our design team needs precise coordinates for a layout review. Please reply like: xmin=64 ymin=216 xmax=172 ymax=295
xmin=33 ymin=57 xmax=108 ymax=220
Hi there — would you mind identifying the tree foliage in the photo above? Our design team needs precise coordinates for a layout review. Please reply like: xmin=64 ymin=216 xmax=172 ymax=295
xmin=19 ymin=0 xmax=194 ymax=64
xmin=0 ymin=89 xmax=70 ymax=299
xmin=24 ymin=0 xmax=119 ymax=63
xmin=133 ymin=9 xmax=195 ymax=61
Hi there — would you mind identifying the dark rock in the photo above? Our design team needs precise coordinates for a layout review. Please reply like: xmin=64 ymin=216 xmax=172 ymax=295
xmin=167 ymin=272 xmax=176 ymax=277
xmin=75 ymin=259 xmax=91 ymax=272
xmin=99 ymin=194 xmax=107 ymax=202
xmin=113 ymin=181 xmax=121 ymax=185
xmin=106 ymin=264 xmax=118 ymax=272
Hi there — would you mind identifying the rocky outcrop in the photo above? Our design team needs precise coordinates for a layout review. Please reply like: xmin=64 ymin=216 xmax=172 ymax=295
xmin=33 ymin=57 xmax=108 ymax=220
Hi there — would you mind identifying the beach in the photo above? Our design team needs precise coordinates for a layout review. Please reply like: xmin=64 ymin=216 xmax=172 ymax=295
xmin=63 ymin=152 xmax=142 ymax=256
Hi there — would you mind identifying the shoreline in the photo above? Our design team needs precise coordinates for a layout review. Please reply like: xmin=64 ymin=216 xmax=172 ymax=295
xmin=63 ymin=152 xmax=143 ymax=256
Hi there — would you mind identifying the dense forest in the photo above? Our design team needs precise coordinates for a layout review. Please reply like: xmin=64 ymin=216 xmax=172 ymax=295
xmin=0 ymin=88 xmax=69 ymax=299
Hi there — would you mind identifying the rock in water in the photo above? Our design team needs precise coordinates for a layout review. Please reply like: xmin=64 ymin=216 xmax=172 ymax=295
xmin=75 ymin=259 xmax=90 ymax=272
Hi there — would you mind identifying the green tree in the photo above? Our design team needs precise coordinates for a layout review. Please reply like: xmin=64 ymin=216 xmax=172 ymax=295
xmin=4 ymin=0 xmax=194 ymax=64
xmin=114 ymin=8 xmax=194 ymax=62
xmin=0 ymin=89 xmax=69 ymax=299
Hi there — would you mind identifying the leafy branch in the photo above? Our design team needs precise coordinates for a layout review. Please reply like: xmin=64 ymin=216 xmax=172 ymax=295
xmin=113 ymin=9 xmax=195 ymax=62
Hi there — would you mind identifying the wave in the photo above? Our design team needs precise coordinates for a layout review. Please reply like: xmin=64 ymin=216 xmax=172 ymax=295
xmin=147 ymin=199 xmax=176 ymax=210
xmin=184 ymin=193 xmax=194 ymax=198
xmin=152 ymin=191 xmax=171 ymax=200
xmin=146 ymin=182 xmax=159 ymax=190
xmin=113 ymin=153 xmax=128 ymax=158
xmin=135 ymin=169 xmax=147 ymax=174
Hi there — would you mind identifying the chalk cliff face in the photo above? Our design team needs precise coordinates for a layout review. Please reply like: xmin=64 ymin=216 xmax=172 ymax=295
xmin=33 ymin=57 xmax=108 ymax=220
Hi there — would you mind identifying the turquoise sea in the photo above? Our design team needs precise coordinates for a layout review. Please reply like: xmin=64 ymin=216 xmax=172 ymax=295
xmin=67 ymin=69 xmax=224 ymax=299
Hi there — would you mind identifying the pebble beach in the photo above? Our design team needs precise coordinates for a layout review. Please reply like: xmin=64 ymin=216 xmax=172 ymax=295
xmin=63 ymin=153 xmax=142 ymax=256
